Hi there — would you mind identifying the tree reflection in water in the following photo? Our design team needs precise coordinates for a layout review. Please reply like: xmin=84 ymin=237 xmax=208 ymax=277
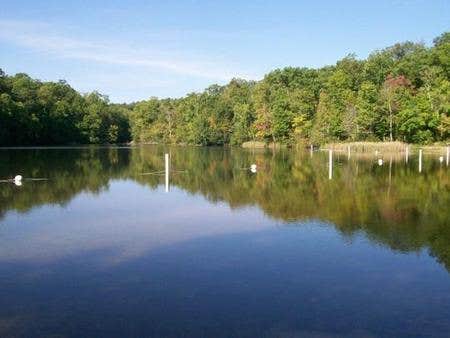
xmin=1 ymin=146 xmax=449 ymax=270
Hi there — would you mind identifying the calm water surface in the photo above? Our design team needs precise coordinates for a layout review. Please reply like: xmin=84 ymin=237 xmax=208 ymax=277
xmin=0 ymin=146 xmax=449 ymax=338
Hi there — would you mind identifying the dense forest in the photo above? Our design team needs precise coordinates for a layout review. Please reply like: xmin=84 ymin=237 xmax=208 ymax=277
xmin=1 ymin=32 xmax=449 ymax=146
xmin=0 ymin=74 xmax=132 ymax=145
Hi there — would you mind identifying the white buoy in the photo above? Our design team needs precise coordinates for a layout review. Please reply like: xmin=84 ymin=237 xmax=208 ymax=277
xmin=165 ymin=153 xmax=169 ymax=192
xmin=250 ymin=164 xmax=257 ymax=173
xmin=439 ymin=156 xmax=444 ymax=163
xmin=419 ymin=149 xmax=423 ymax=173
xmin=13 ymin=175 xmax=22 ymax=186
xmin=378 ymin=159 xmax=383 ymax=166
xmin=328 ymin=149 xmax=333 ymax=180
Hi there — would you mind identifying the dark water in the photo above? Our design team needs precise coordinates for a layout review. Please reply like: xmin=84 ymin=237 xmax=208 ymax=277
xmin=0 ymin=146 xmax=449 ymax=338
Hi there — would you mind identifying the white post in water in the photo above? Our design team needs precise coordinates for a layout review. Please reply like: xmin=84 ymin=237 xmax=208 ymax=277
xmin=310 ymin=144 xmax=313 ymax=157
xmin=447 ymin=146 xmax=449 ymax=167
xmin=419 ymin=149 xmax=423 ymax=173
xmin=328 ymin=149 xmax=333 ymax=180
xmin=405 ymin=145 xmax=409 ymax=164
xmin=165 ymin=153 xmax=169 ymax=192
xmin=347 ymin=145 xmax=351 ymax=160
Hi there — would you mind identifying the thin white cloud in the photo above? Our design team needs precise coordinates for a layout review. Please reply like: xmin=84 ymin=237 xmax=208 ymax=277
xmin=0 ymin=185 xmax=275 ymax=265
xmin=0 ymin=19 xmax=256 ymax=81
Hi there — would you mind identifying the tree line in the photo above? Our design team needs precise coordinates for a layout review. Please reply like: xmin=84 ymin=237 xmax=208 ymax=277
xmin=1 ymin=32 xmax=449 ymax=146
xmin=0 ymin=73 xmax=131 ymax=145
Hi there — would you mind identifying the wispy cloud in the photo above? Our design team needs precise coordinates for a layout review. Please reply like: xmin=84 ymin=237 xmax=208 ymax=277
xmin=0 ymin=19 xmax=255 ymax=81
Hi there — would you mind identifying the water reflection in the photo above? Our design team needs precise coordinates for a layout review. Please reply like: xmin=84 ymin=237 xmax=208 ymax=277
xmin=0 ymin=146 xmax=449 ymax=337
xmin=1 ymin=146 xmax=449 ymax=269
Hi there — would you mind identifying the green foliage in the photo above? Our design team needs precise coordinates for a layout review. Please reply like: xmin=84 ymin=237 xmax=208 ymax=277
xmin=355 ymin=81 xmax=379 ymax=139
xmin=0 ymin=74 xmax=130 ymax=145
xmin=1 ymin=31 xmax=449 ymax=146
xmin=292 ymin=114 xmax=312 ymax=141
xmin=231 ymin=102 xmax=254 ymax=145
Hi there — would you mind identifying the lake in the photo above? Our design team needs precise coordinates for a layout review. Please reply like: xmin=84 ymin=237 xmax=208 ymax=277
xmin=0 ymin=146 xmax=449 ymax=338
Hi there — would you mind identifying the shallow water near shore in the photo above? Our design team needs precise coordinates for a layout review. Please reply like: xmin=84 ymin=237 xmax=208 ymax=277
xmin=0 ymin=146 xmax=449 ymax=338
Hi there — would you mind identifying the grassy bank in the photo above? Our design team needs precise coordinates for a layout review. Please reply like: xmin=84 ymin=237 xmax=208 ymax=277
xmin=242 ymin=141 xmax=288 ymax=149
xmin=242 ymin=141 xmax=449 ymax=155
xmin=323 ymin=142 xmax=449 ymax=154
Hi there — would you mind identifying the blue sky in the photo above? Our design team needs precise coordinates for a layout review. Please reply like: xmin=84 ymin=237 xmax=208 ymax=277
xmin=0 ymin=0 xmax=449 ymax=102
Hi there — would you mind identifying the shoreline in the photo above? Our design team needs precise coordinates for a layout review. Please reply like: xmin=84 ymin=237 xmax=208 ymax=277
xmin=1 ymin=141 xmax=449 ymax=153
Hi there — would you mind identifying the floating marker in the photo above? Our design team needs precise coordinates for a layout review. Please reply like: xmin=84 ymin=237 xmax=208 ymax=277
xmin=250 ymin=164 xmax=257 ymax=173
xmin=0 ymin=175 xmax=47 ymax=185
xmin=328 ymin=149 xmax=333 ymax=180
xmin=439 ymin=156 xmax=444 ymax=163
xmin=378 ymin=159 xmax=383 ymax=166
xmin=165 ymin=153 xmax=169 ymax=192
xmin=419 ymin=149 xmax=423 ymax=173
xmin=13 ymin=175 xmax=22 ymax=186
